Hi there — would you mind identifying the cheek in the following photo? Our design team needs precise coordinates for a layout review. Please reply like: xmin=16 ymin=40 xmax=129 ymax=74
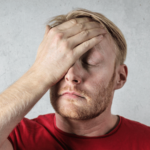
xmin=84 ymin=76 xmax=105 ymax=95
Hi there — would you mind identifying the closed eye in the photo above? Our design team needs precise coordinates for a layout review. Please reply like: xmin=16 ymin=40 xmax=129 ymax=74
xmin=82 ymin=60 xmax=93 ymax=68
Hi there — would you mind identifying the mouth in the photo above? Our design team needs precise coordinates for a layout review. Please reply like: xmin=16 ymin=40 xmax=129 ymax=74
xmin=61 ymin=93 xmax=84 ymax=99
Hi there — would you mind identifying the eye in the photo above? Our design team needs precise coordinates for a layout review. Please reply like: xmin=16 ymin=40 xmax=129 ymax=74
xmin=82 ymin=60 xmax=93 ymax=69
xmin=82 ymin=58 xmax=95 ymax=65
xmin=83 ymin=61 xmax=90 ymax=65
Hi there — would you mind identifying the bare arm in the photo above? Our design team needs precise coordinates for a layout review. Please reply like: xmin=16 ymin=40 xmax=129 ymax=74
xmin=0 ymin=66 xmax=51 ymax=148
xmin=0 ymin=139 xmax=13 ymax=150
xmin=0 ymin=17 xmax=106 ymax=148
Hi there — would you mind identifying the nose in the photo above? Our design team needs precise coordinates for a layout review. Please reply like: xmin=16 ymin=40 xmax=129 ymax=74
xmin=65 ymin=61 xmax=82 ymax=85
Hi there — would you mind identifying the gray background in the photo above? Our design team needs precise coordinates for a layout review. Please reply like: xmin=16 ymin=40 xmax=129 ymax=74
xmin=0 ymin=0 xmax=150 ymax=125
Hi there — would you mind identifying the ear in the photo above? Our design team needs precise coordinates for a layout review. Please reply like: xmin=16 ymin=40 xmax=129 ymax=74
xmin=114 ymin=64 xmax=128 ymax=90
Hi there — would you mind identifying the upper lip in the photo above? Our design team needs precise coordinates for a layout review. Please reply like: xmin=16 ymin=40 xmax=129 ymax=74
xmin=61 ymin=91 xmax=84 ymax=98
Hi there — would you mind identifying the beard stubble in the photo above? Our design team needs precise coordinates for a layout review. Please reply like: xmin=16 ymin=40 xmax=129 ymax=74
xmin=50 ymin=68 xmax=116 ymax=120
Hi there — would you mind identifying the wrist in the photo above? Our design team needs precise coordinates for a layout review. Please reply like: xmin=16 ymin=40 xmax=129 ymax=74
xmin=26 ymin=64 xmax=53 ymax=90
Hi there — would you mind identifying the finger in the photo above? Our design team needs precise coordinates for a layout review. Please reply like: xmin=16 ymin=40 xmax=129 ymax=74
xmin=73 ymin=35 xmax=104 ymax=59
xmin=56 ymin=17 xmax=92 ymax=30
xmin=68 ymin=28 xmax=106 ymax=48
xmin=62 ymin=21 xmax=103 ymax=38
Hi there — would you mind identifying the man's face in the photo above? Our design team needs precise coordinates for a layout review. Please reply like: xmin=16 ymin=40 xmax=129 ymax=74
xmin=50 ymin=33 xmax=117 ymax=120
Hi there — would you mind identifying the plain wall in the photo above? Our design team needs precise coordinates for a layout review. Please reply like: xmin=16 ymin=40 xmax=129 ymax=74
xmin=0 ymin=0 xmax=150 ymax=125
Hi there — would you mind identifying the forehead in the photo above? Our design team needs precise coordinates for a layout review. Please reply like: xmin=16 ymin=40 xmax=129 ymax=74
xmin=86 ymin=33 xmax=117 ymax=63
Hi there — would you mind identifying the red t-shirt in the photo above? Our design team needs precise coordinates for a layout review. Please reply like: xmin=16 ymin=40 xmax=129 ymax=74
xmin=8 ymin=113 xmax=150 ymax=150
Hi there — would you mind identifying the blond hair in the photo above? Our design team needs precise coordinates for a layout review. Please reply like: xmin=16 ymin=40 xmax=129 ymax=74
xmin=46 ymin=8 xmax=127 ymax=66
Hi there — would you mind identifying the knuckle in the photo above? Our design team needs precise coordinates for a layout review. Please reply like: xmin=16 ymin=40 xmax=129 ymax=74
xmin=55 ymin=32 xmax=64 ymax=40
xmin=83 ymin=41 xmax=90 ymax=48
xmin=50 ymin=27 xmax=58 ymax=34
xmin=82 ymin=30 xmax=89 ymax=36
xmin=70 ymin=19 xmax=77 ymax=25
xmin=93 ymin=37 xmax=98 ymax=42
xmin=78 ymin=23 xmax=85 ymax=31
xmin=61 ymin=40 xmax=69 ymax=49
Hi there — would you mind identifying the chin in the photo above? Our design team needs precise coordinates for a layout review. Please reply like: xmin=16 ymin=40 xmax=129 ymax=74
xmin=53 ymin=99 xmax=107 ymax=120
xmin=57 ymin=108 xmax=106 ymax=120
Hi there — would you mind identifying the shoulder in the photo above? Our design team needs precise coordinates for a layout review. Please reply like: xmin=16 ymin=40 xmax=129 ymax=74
xmin=8 ymin=113 xmax=56 ymax=143
xmin=16 ymin=113 xmax=55 ymax=131
xmin=31 ymin=113 xmax=55 ymax=125
xmin=120 ymin=116 xmax=150 ymax=138
xmin=8 ymin=113 xmax=63 ymax=149
xmin=121 ymin=116 xmax=150 ymax=129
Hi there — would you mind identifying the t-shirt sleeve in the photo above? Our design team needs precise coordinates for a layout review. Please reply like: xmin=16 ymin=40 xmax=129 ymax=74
xmin=7 ymin=117 xmax=37 ymax=150
xmin=6 ymin=114 xmax=59 ymax=150
xmin=7 ymin=122 xmax=22 ymax=150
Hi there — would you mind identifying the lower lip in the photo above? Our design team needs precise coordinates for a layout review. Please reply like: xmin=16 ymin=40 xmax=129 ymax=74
xmin=62 ymin=94 xmax=84 ymax=99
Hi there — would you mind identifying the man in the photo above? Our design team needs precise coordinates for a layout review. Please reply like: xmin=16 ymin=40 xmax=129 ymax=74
xmin=0 ymin=8 xmax=149 ymax=150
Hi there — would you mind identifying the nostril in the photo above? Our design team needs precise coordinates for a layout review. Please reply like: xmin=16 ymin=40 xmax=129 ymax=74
xmin=74 ymin=80 xmax=78 ymax=83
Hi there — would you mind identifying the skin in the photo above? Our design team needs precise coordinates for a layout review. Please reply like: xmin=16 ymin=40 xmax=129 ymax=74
xmin=0 ymin=17 xmax=128 ymax=149
xmin=50 ymin=31 xmax=128 ymax=136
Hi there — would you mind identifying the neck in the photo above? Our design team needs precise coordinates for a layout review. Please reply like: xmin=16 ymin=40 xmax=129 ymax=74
xmin=55 ymin=104 xmax=119 ymax=137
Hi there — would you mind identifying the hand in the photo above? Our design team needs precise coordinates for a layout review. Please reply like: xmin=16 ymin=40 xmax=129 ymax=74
xmin=32 ymin=17 xmax=106 ymax=87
